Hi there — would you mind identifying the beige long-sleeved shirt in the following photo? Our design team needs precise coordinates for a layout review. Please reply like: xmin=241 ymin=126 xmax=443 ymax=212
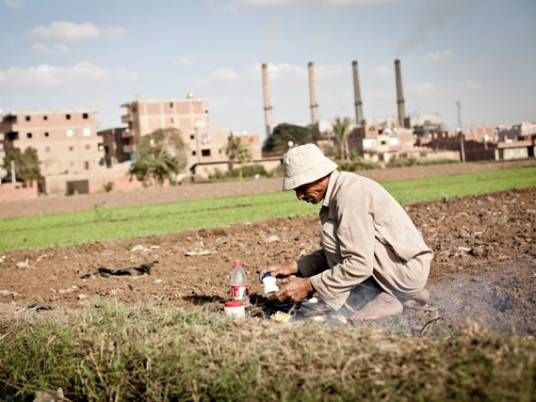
xmin=297 ymin=170 xmax=432 ymax=309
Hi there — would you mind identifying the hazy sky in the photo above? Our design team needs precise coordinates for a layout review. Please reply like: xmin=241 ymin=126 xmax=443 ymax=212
xmin=1 ymin=0 xmax=534 ymax=138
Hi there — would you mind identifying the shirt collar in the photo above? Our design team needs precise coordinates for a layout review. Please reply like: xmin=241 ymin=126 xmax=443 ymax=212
xmin=322 ymin=170 xmax=339 ymax=207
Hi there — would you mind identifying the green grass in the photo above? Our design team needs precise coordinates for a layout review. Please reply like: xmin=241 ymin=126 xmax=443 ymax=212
xmin=0 ymin=303 xmax=534 ymax=401
xmin=381 ymin=165 xmax=536 ymax=204
xmin=1 ymin=166 xmax=535 ymax=252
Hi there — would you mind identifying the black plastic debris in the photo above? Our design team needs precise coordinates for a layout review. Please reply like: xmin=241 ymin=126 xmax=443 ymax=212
xmin=27 ymin=303 xmax=53 ymax=312
xmin=81 ymin=261 xmax=158 ymax=279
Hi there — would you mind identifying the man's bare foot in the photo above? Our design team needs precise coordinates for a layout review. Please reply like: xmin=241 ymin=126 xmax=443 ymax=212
xmin=402 ymin=288 xmax=430 ymax=309
xmin=350 ymin=292 xmax=403 ymax=321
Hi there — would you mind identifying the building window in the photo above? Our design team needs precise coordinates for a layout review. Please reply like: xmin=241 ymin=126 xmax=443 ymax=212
xmin=45 ymin=146 xmax=50 ymax=153
xmin=44 ymin=132 xmax=50 ymax=137
xmin=192 ymin=151 xmax=196 ymax=156
xmin=26 ymin=132 xmax=32 ymax=139
xmin=66 ymin=129 xmax=74 ymax=137
xmin=43 ymin=115 xmax=48 ymax=121
xmin=190 ymin=134 xmax=195 ymax=140
xmin=82 ymin=113 xmax=88 ymax=119
xmin=218 ymin=149 xmax=222 ymax=154
xmin=169 ymin=102 xmax=173 ymax=108
xmin=201 ymin=149 xmax=211 ymax=157
xmin=66 ymin=114 xmax=71 ymax=120
xmin=82 ymin=128 xmax=91 ymax=136
xmin=25 ymin=115 xmax=31 ymax=121
xmin=85 ymin=144 xmax=91 ymax=150
xmin=69 ymin=146 xmax=74 ymax=151
xmin=84 ymin=161 xmax=90 ymax=170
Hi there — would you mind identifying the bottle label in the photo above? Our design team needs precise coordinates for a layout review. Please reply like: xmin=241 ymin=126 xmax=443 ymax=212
xmin=230 ymin=284 xmax=248 ymax=300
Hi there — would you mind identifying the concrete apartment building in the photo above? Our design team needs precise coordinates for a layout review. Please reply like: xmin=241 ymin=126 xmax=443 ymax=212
xmin=495 ymin=122 xmax=536 ymax=160
xmin=105 ymin=96 xmax=263 ymax=178
xmin=1 ymin=110 xmax=101 ymax=176
xmin=98 ymin=126 xmax=132 ymax=166
xmin=419 ymin=127 xmax=497 ymax=162
xmin=348 ymin=118 xmax=416 ymax=162
xmin=0 ymin=110 xmax=103 ymax=194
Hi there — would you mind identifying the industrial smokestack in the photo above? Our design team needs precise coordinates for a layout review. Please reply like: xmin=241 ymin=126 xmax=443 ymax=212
xmin=394 ymin=59 xmax=406 ymax=127
xmin=261 ymin=63 xmax=273 ymax=137
xmin=351 ymin=60 xmax=364 ymax=126
xmin=307 ymin=61 xmax=319 ymax=126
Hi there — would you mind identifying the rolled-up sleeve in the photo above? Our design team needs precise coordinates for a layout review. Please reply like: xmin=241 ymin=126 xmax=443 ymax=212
xmin=310 ymin=186 xmax=375 ymax=309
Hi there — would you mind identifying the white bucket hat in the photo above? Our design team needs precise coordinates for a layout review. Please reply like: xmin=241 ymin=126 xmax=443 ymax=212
xmin=282 ymin=143 xmax=338 ymax=191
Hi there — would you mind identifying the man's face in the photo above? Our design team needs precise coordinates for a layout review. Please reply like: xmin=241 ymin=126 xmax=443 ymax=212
xmin=294 ymin=176 xmax=329 ymax=204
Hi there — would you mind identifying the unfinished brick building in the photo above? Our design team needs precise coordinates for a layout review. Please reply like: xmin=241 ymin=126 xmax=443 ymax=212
xmin=0 ymin=110 xmax=104 ymax=194
xmin=102 ymin=96 xmax=262 ymax=178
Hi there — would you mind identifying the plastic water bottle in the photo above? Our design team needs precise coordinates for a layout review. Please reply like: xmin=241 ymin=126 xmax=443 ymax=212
xmin=230 ymin=259 xmax=249 ymax=303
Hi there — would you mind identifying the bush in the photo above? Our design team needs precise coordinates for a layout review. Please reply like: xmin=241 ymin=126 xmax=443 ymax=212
xmin=102 ymin=181 xmax=114 ymax=192
xmin=208 ymin=168 xmax=225 ymax=180
xmin=386 ymin=158 xmax=459 ymax=168
xmin=227 ymin=164 xmax=268 ymax=178
xmin=337 ymin=158 xmax=380 ymax=172
xmin=386 ymin=157 xmax=419 ymax=168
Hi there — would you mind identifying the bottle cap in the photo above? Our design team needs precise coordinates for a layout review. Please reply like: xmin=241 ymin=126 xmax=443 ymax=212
xmin=232 ymin=259 xmax=242 ymax=267
xmin=261 ymin=272 xmax=272 ymax=280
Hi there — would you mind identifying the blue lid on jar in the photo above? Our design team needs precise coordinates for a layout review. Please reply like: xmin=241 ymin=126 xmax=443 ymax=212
xmin=261 ymin=272 xmax=272 ymax=280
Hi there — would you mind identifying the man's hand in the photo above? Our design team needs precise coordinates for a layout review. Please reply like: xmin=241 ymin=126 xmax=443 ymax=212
xmin=260 ymin=262 xmax=298 ymax=281
xmin=271 ymin=276 xmax=312 ymax=303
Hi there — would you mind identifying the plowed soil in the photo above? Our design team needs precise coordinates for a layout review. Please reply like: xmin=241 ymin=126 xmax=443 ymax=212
xmin=1 ymin=188 xmax=535 ymax=334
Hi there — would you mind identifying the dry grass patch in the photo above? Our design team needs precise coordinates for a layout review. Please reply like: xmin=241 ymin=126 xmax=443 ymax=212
xmin=0 ymin=302 xmax=535 ymax=401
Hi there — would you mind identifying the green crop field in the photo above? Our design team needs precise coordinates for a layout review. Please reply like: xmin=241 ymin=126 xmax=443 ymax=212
xmin=1 ymin=166 xmax=535 ymax=252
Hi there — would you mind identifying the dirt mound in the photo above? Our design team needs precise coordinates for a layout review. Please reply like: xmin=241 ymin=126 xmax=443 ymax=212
xmin=0 ymin=188 xmax=535 ymax=333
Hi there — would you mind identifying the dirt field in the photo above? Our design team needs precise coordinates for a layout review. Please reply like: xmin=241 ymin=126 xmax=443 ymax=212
xmin=1 ymin=187 xmax=535 ymax=334
xmin=1 ymin=159 xmax=535 ymax=218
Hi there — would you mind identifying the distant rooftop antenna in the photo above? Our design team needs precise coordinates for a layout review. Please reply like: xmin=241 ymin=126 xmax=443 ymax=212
xmin=186 ymin=92 xmax=194 ymax=99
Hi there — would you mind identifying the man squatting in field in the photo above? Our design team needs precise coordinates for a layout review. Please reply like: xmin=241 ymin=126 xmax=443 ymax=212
xmin=262 ymin=144 xmax=433 ymax=321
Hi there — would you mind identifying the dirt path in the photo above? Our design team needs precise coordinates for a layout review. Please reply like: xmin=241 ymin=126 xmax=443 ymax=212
xmin=1 ymin=188 xmax=535 ymax=333
xmin=1 ymin=159 xmax=535 ymax=218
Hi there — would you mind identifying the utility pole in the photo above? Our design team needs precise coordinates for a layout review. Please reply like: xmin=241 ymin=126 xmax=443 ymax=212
xmin=456 ymin=101 xmax=466 ymax=163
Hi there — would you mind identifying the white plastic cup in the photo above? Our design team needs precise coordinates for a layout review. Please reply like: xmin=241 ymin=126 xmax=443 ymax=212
xmin=224 ymin=300 xmax=246 ymax=318
xmin=262 ymin=273 xmax=279 ymax=295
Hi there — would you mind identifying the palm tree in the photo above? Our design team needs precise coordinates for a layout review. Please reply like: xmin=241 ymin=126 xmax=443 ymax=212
xmin=225 ymin=133 xmax=241 ymax=171
xmin=131 ymin=128 xmax=187 ymax=186
xmin=226 ymin=133 xmax=253 ymax=180
xmin=332 ymin=117 xmax=352 ymax=160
